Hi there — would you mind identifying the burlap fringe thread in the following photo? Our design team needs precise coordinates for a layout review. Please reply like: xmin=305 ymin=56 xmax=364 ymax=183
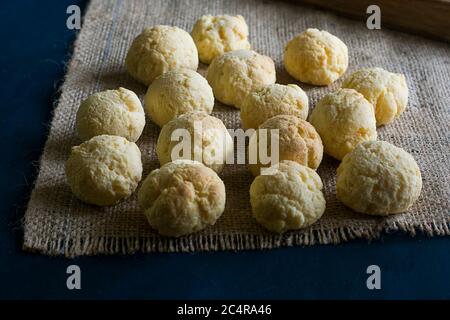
xmin=23 ymin=219 xmax=450 ymax=258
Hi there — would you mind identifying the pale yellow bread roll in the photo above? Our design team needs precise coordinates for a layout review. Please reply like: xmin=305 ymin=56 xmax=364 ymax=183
xmin=192 ymin=14 xmax=251 ymax=64
xmin=248 ymin=115 xmax=323 ymax=176
xmin=250 ymin=160 xmax=326 ymax=233
xmin=66 ymin=135 xmax=142 ymax=206
xmin=309 ymin=88 xmax=377 ymax=161
xmin=76 ymin=87 xmax=145 ymax=142
xmin=156 ymin=111 xmax=233 ymax=173
xmin=138 ymin=160 xmax=226 ymax=237
xmin=206 ymin=50 xmax=276 ymax=109
xmin=336 ymin=141 xmax=422 ymax=215
xmin=284 ymin=28 xmax=348 ymax=85
xmin=342 ymin=67 xmax=408 ymax=126
xmin=240 ymin=83 xmax=309 ymax=130
xmin=144 ymin=69 xmax=214 ymax=127
xmin=125 ymin=25 xmax=198 ymax=85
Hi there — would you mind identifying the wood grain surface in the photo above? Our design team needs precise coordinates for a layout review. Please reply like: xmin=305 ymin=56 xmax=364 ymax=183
xmin=298 ymin=0 xmax=450 ymax=42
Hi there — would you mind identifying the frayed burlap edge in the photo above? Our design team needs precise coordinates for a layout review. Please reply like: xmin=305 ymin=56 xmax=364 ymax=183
xmin=23 ymin=219 xmax=450 ymax=258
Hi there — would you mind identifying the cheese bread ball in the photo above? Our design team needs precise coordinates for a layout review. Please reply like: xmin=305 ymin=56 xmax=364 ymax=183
xmin=248 ymin=115 xmax=323 ymax=176
xmin=240 ymin=84 xmax=309 ymax=129
xmin=66 ymin=135 xmax=143 ymax=206
xmin=144 ymin=70 xmax=214 ymax=127
xmin=336 ymin=141 xmax=422 ymax=215
xmin=125 ymin=25 xmax=198 ymax=85
xmin=156 ymin=112 xmax=233 ymax=173
xmin=192 ymin=14 xmax=251 ymax=64
xmin=284 ymin=28 xmax=348 ymax=85
xmin=250 ymin=160 xmax=326 ymax=233
xmin=309 ymin=88 xmax=377 ymax=161
xmin=138 ymin=160 xmax=226 ymax=237
xmin=206 ymin=50 xmax=276 ymax=109
xmin=76 ymin=88 xmax=145 ymax=142
xmin=342 ymin=67 xmax=408 ymax=126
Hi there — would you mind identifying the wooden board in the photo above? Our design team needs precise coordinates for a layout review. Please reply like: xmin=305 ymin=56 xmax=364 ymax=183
xmin=297 ymin=0 xmax=450 ymax=42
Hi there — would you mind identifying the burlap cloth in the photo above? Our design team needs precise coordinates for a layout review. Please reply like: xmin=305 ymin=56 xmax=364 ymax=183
xmin=23 ymin=0 xmax=450 ymax=257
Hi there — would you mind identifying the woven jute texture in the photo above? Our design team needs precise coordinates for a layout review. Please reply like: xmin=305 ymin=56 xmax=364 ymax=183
xmin=23 ymin=0 xmax=450 ymax=257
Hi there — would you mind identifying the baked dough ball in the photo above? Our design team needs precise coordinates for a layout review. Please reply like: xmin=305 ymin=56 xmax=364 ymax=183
xmin=76 ymin=88 xmax=145 ymax=142
xmin=284 ymin=28 xmax=348 ymax=85
xmin=138 ymin=160 xmax=226 ymax=237
xmin=206 ymin=50 xmax=276 ymax=109
xmin=192 ymin=14 xmax=251 ymax=64
xmin=240 ymin=84 xmax=309 ymax=129
xmin=156 ymin=112 xmax=233 ymax=173
xmin=144 ymin=69 xmax=214 ymax=127
xmin=342 ymin=67 xmax=408 ymax=126
xmin=336 ymin=141 xmax=422 ymax=215
xmin=248 ymin=115 xmax=323 ymax=175
xmin=66 ymin=135 xmax=142 ymax=206
xmin=250 ymin=160 xmax=326 ymax=233
xmin=309 ymin=88 xmax=377 ymax=161
xmin=125 ymin=25 xmax=198 ymax=86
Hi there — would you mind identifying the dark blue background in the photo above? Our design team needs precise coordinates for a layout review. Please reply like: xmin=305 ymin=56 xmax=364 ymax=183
xmin=0 ymin=0 xmax=449 ymax=299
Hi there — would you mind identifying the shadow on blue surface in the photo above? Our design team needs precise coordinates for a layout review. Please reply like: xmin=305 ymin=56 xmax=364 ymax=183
xmin=0 ymin=0 xmax=449 ymax=300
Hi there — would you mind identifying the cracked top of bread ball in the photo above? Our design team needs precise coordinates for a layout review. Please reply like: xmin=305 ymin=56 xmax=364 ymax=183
xmin=66 ymin=135 xmax=142 ymax=206
xmin=240 ymin=83 xmax=309 ymax=130
xmin=206 ymin=49 xmax=276 ymax=109
xmin=192 ymin=14 xmax=251 ymax=64
xmin=138 ymin=160 xmax=226 ymax=237
xmin=250 ymin=160 xmax=326 ymax=233
xmin=284 ymin=28 xmax=348 ymax=85
xmin=144 ymin=69 xmax=214 ymax=127
xmin=342 ymin=67 xmax=408 ymax=126
xmin=309 ymin=88 xmax=377 ymax=161
xmin=248 ymin=115 xmax=323 ymax=175
xmin=336 ymin=140 xmax=422 ymax=215
xmin=156 ymin=111 xmax=233 ymax=173
xmin=125 ymin=25 xmax=198 ymax=85
xmin=76 ymin=87 xmax=145 ymax=142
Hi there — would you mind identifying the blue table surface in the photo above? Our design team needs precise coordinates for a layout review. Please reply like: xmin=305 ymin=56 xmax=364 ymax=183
xmin=0 ymin=0 xmax=449 ymax=300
